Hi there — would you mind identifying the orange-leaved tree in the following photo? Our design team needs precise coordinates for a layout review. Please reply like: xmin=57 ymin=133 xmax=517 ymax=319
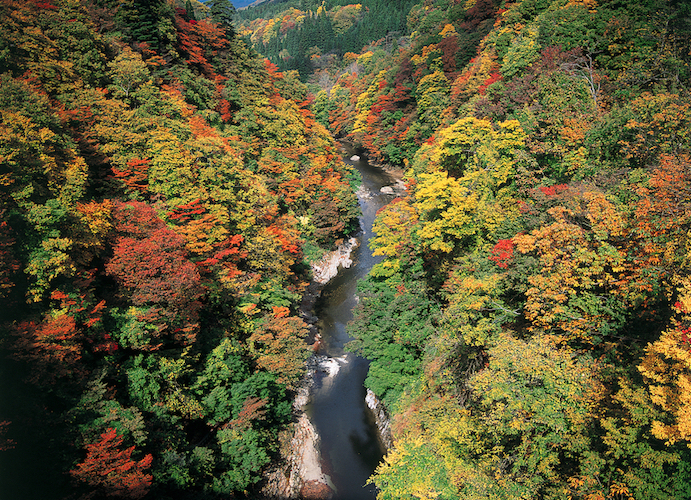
xmin=248 ymin=306 xmax=310 ymax=389
xmin=70 ymin=427 xmax=153 ymax=499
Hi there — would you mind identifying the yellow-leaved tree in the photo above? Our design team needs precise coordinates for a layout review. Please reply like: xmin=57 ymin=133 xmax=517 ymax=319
xmin=372 ymin=332 xmax=604 ymax=499
xmin=639 ymin=277 xmax=691 ymax=445
xmin=412 ymin=117 xmax=526 ymax=253
xmin=513 ymin=189 xmax=629 ymax=343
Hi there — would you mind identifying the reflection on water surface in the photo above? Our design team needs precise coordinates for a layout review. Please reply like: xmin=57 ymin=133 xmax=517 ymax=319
xmin=305 ymin=148 xmax=399 ymax=499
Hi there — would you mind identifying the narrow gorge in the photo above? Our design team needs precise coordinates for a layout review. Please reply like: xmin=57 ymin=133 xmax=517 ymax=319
xmin=283 ymin=146 xmax=404 ymax=499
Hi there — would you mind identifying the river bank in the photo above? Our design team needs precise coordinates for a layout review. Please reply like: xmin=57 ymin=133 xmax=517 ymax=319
xmin=260 ymin=145 xmax=403 ymax=500
xmin=259 ymin=238 xmax=359 ymax=500
xmin=337 ymin=139 xmax=407 ymax=184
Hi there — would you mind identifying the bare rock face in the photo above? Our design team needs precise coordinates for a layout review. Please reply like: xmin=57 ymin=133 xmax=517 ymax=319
xmin=365 ymin=389 xmax=393 ymax=450
xmin=289 ymin=414 xmax=326 ymax=488
xmin=311 ymin=237 xmax=359 ymax=284
xmin=380 ymin=179 xmax=407 ymax=196
xmin=300 ymin=480 xmax=335 ymax=500
xmin=260 ymin=412 xmax=335 ymax=499
xmin=288 ymin=411 xmax=336 ymax=498
xmin=260 ymin=466 xmax=291 ymax=499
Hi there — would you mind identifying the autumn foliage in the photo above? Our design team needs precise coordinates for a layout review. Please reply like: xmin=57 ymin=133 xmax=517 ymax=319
xmin=4 ymin=0 xmax=691 ymax=497
xmin=0 ymin=0 xmax=360 ymax=496
xmin=70 ymin=427 xmax=153 ymax=499
xmin=322 ymin=0 xmax=691 ymax=497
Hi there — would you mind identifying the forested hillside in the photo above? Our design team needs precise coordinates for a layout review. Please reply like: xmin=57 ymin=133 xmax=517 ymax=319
xmin=278 ymin=0 xmax=691 ymax=497
xmin=237 ymin=0 xmax=417 ymax=77
xmin=0 ymin=0 xmax=360 ymax=497
xmin=5 ymin=0 xmax=691 ymax=498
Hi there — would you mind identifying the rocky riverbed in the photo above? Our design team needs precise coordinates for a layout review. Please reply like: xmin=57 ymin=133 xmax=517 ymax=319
xmin=260 ymin=149 xmax=401 ymax=499
xmin=261 ymin=240 xmax=360 ymax=499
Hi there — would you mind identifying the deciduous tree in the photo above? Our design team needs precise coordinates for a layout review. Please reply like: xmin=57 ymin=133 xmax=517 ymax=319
xmin=70 ymin=427 xmax=153 ymax=499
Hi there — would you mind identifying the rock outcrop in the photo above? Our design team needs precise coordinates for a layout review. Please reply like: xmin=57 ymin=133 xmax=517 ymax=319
xmin=365 ymin=389 xmax=393 ymax=450
xmin=301 ymin=480 xmax=335 ymax=500
xmin=289 ymin=414 xmax=333 ymax=497
xmin=260 ymin=387 xmax=335 ymax=499
xmin=379 ymin=179 xmax=407 ymax=196
xmin=311 ymin=237 xmax=359 ymax=284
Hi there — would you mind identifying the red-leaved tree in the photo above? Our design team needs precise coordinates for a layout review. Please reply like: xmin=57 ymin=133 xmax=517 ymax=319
xmin=106 ymin=229 xmax=203 ymax=307
xmin=107 ymin=201 xmax=205 ymax=345
xmin=71 ymin=427 xmax=153 ymax=499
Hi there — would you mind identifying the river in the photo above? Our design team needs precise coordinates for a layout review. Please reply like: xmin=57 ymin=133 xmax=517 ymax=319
xmin=304 ymin=145 xmax=402 ymax=499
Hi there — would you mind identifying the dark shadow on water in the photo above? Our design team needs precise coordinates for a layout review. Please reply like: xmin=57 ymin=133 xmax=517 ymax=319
xmin=305 ymin=145 xmax=399 ymax=500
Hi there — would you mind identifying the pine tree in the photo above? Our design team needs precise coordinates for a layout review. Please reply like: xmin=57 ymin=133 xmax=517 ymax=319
xmin=208 ymin=0 xmax=236 ymax=37
xmin=185 ymin=0 xmax=196 ymax=20
xmin=129 ymin=0 xmax=164 ymax=48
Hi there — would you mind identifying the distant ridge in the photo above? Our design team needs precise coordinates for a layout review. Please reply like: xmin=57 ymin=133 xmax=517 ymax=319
xmin=240 ymin=0 xmax=275 ymax=10
xmin=202 ymin=0 xmax=267 ymax=10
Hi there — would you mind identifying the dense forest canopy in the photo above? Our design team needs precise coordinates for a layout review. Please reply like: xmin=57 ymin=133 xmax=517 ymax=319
xmin=0 ymin=0 xmax=359 ymax=497
xmin=272 ymin=0 xmax=691 ymax=497
xmin=3 ymin=0 xmax=691 ymax=498
xmin=237 ymin=0 xmax=418 ymax=77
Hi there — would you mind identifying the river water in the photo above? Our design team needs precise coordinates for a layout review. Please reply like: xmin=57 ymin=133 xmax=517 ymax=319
xmin=304 ymin=146 xmax=401 ymax=499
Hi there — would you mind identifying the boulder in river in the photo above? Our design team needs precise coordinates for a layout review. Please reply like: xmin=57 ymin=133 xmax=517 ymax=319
xmin=350 ymin=155 xmax=360 ymax=161
xmin=300 ymin=480 xmax=335 ymax=500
